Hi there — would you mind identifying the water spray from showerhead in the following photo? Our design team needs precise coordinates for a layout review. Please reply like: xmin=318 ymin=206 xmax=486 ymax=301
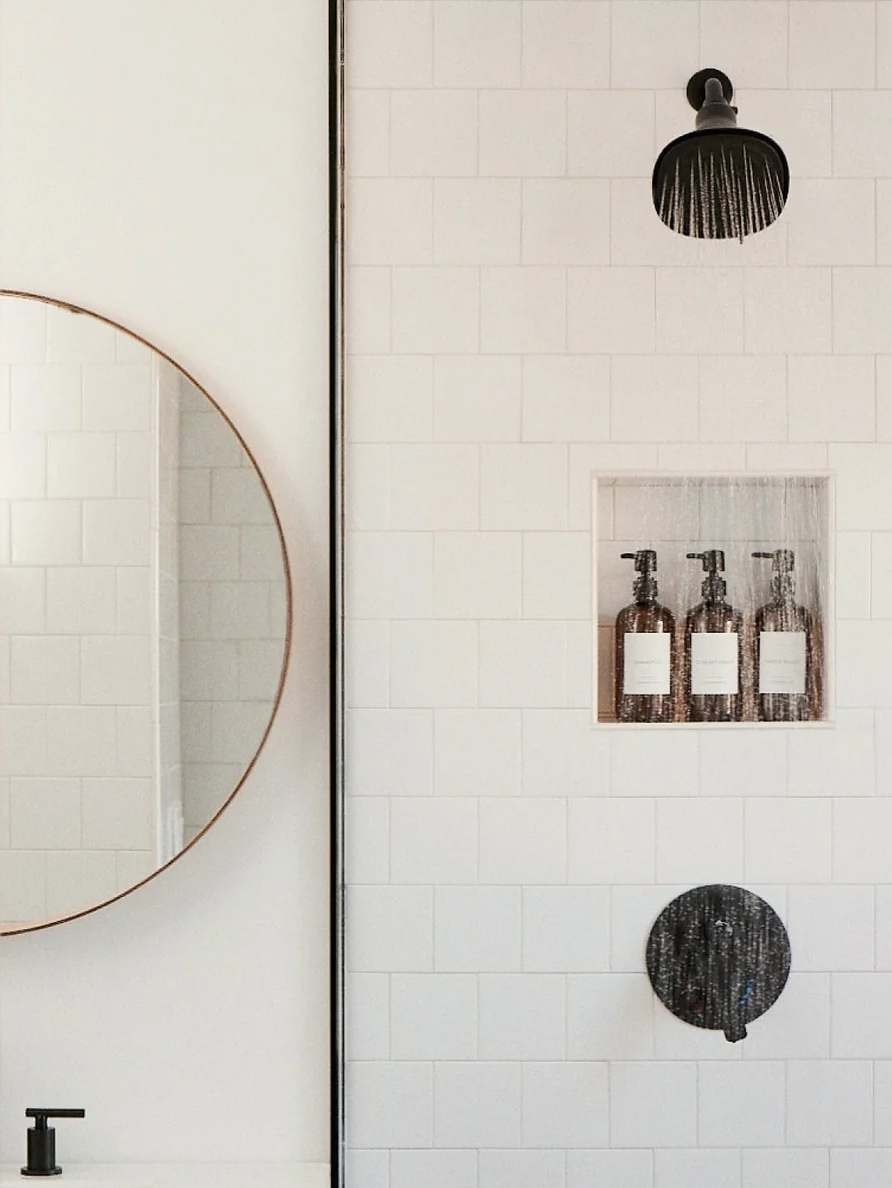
xmin=652 ymin=68 xmax=789 ymax=242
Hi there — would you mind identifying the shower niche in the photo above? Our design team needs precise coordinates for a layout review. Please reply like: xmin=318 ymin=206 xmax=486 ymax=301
xmin=593 ymin=473 xmax=833 ymax=726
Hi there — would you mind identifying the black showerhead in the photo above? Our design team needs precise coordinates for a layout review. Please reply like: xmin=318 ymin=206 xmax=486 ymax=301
xmin=653 ymin=69 xmax=789 ymax=242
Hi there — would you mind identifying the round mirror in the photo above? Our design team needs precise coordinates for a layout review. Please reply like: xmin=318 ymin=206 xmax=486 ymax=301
xmin=0 ymin=293 xmax=290 ymax=933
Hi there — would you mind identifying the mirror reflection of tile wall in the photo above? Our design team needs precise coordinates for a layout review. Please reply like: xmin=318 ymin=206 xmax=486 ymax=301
xmin=174 ymin=382 xmax=288 ymax=845
xmin=0 ymin=300 xmax=156 ymax=925
xmin=0 ymin=297 xmax=288 ymax=926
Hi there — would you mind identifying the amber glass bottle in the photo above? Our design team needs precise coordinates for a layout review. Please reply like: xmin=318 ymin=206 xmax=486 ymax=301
xmin=751 ymin=550 xmax=818 ymax=722
xmin=684 ymin=550 xmax=743 ymax=722
xmin=614 ymin=550 xmax=676 ymax=723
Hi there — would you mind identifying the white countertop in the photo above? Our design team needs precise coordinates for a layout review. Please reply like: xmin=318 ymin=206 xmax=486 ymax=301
xmin=0 ymin=1164 xmax=329 ymax=1188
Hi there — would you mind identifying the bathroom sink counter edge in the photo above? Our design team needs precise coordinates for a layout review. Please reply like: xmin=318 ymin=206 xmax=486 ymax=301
xmin=0 ymin=1164 xmax=330 ymax=1188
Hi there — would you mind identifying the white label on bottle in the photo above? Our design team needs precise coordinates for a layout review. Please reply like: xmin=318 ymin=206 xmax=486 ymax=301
xmin=759 ymin=631 xmax=806 ymax=695
xmin=691 ymin=632 xmax=739 ymax=695
xmin=623 ymin=633 xmax=671 ymax=696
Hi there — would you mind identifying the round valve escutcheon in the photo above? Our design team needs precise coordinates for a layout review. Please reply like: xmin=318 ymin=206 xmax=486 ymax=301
xmin=646 ymin=884 xmax=791 ymax=1043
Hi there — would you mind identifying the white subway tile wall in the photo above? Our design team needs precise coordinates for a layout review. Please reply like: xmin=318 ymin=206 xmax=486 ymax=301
xmin=345 ymin=1 xmax=892 ymax=1181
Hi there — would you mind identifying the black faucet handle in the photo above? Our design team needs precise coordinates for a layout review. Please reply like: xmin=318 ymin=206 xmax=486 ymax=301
xmin=22 ymin=1108 xmax=85 ymax=1177
xmin=26 ymin=1109 xmax=86 ymax=1120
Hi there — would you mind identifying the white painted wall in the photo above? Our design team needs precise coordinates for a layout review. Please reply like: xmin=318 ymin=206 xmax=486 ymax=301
xmin=0 ymin=0 xmax=330 ymax=1167
xmin=345 ymin=2 xmax=892 ymax=1186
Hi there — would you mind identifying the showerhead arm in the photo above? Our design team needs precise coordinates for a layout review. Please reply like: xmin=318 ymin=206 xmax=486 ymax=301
xmin=695 ymin=77 xmax=739 ymax=131
xmin=686 ymin=67 xmax=734 ymax=111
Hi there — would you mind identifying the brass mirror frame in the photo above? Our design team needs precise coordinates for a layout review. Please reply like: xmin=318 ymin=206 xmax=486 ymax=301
xmin=0 ymin=289 xmax=293 ymax=936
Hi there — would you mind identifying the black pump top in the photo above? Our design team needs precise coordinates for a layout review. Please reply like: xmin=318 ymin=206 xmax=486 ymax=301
xmin=753 ymin=548 xmax=795 ymax=571
xmin=687 ymin=549 xmax=726 ymax=573
xmin=621 ymin=549 xmax=659 ymax=603
xmin=753 ymin=549 xmax=796 ymax=602
xmin=686 ymin=549 xmax=727 ymax=604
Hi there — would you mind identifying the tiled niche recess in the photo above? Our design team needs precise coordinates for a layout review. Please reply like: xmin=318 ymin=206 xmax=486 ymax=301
xmin=593 ymin=474 xmax=833 ymax=726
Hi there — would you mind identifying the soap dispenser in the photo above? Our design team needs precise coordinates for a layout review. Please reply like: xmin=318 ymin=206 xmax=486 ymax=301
xmin=683 ymin=550 xmax=743 ymax=722
xmin=751 ymin=549 xmax=818 ymax=721
xmin=614 ymin=549 xmax=676 ymax=722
